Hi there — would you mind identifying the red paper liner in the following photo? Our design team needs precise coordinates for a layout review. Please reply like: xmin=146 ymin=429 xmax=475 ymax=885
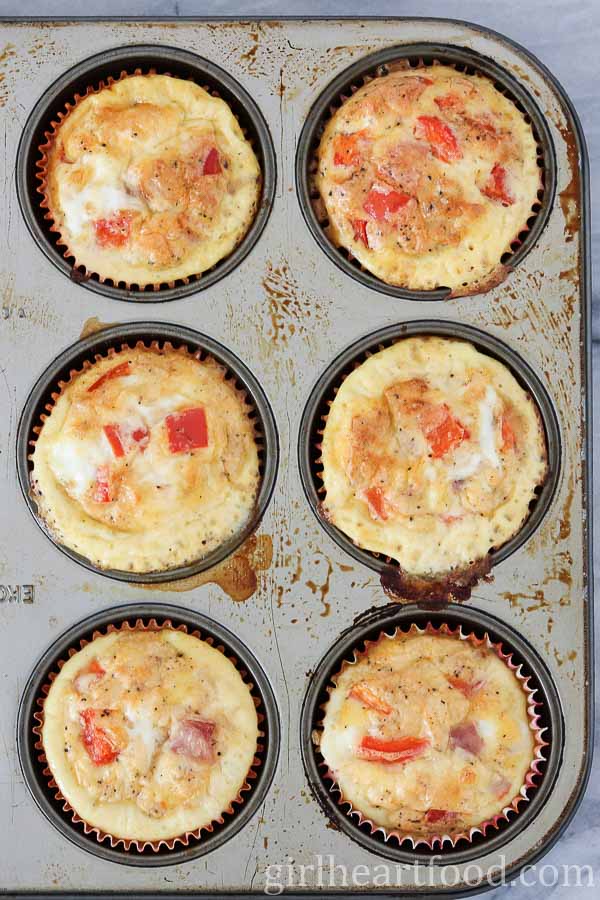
xmin=35 ymin=68 xmax=260 ymax=292
xmin=309 ymin=58 xmax=545 ymax=298
xmin=27 ymin=339 xmax=264 ymax=572
xmin=313 ymin=336 xmax=549 ymax=602
xmin=315 ymin=621 xmax=548 ymax=850
xmin=32 ymin=617 xmax=265 ymax=853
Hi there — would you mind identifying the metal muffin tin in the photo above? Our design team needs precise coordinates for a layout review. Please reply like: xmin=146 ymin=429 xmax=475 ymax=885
xmin=300 ymin=602 xmax=563 ymax=865
xmin=0 ymin=16 xmax=592 ymax=898
xmin=15 ymin=321 xmax=279 ymax=584
xmin=296 ymin=43 xmax=556 ymax=301
xmin=16 ymin=602 xmax=280 ymax=868
xmin=298 ymin=319 xmax=561 ymax=578
xmin=15 ymin=44 xmax=277 ymax=302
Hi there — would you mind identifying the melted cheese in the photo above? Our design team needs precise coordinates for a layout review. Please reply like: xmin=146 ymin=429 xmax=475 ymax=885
xmin=45 ymin=75 xmax=261 ymax=286
xmin=42 ymin=630 xmax=259 ymax=842
xmin=316 ymin=66 xmax=541 ymax=293
xmin=30 ymin=347 xmax=260 ymax=573
xmin=321 ymin=336 xmax=547 ymax=576
xmin=320 ymin=633 xmax=535 ymax=837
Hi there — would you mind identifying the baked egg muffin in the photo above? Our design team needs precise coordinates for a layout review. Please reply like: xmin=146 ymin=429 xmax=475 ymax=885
xmin=30 ymin=345 xmax=260 ymax=573
xmin=320 ymin=336 xmax=547 ymax=583
xmin=315 ymin=65 xmax=541 ymax=294
xmin=41 ymin=628 xmax=259 ymax=843
xmin=319 ymin=630 xmax=538 ymax=839
xmin=41 ymin=74 xmax=261 ymax=286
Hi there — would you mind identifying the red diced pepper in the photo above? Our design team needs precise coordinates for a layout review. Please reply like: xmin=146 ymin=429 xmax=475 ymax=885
xmin=103 ymin=424 xmax=125 ymax=458
xmin=481 ymin=163 xmax=515 ymax=205
xmin=333 ymin=131 xmax=367 ymax=168
xmin=414 ymin=115 xmax=462 ymax=163
xmin=434 ymin=93 xmax=463 ymax=111
xmin=363 ymin=486 xmax=389 ymax=521
xmin=349 ymin=683 xmax=393 ymax=715
xmin=351 ymin=218 xmax=369 ymax=247
xmin=203 ymin=147 xmax=222 ymax=175
xmin=356 ymin=735 xmax=430 ymax=764
xmin=501 ymin=416 xmax=516 ymax=451
xmin=422 ymin=405 xmax=469 ymax=458
xmin=165 ymin=407 xmax=209 ymax=453
xmin=87 ymin=362 xmax=131 ymax=393
xmin=80 ymin=709 xmax=120 ymax=766
xmin=92 ymin=465 xmax=112 ymax=503
xmin=364 ymin=188 xmax=412 ymax=221
xmin=93 ymin=214 xmax=132 ymax=248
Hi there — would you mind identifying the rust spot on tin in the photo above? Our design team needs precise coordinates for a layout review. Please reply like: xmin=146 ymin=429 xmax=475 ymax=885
xmin=143 ymin=534 xmax=273 ymax=601
xmin=306 ymin=558 xmax=333 ymax=617
xmin=79 ymin=317 xmax=116 ymax=339
xmin=501 ymin=589 xmax=550 ymax=613
xmin=556 ymin=121 xmax=581 ymax=244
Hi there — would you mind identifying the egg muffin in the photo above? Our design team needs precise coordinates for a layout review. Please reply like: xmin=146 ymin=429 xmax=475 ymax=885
xmin=30 ymin=345 xmax=260 ymax=573
xmin=320 ymin=336 xmax=547 ymax=583
xmin=41 ymin=628 xmax=259 ymax=843
xmin=319 ymin=629 xmax=539 ymax=840
xmin=41 ymin=74 xmax=261 ymax=286
xmin=315 ymin=65 xmax=541 ymax=294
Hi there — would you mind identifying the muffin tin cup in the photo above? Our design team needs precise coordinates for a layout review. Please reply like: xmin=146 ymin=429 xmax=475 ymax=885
xmin=295 ymin=42 xmax=556 ymax=300
xmin=300 ymin=602 xmax=563 ymax=865
xmin=298 ymin=319 xmax=561 ymax=600
xmin=17 ymin=602 xmax=280 ymax=866
xmin=16 ymin=322 xmax=279 ymax=583
xmin=16 ymin=45 xmax=277 ymax=302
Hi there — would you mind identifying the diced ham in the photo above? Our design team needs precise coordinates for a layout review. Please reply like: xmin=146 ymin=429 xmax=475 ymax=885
xmin=449 ymin=721 xmax=484 ymax=756
xmin=170 ymin=717 xmax=216 ymax=762
xmin=425 ymin=808 xmax=459 ymax=825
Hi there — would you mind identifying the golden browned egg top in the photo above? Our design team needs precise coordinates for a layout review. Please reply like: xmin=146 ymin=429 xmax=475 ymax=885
xmin=44 ymin=75 xmax=261 ymax=285
xmin=316 ymin=66 xmax=540 ymax=293
xmin=42 ymin=630 xmax=259 ymax=842
xmin=320 ymin=632 xmax=536 ymax=837
xmin=31 ymin=347 xmax=259 ymax=572
xmin=321 ymin=337 xmax=547 ymax=577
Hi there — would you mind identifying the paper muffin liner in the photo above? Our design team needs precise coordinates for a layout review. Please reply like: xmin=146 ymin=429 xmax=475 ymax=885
xmin=35 ymin=68 xmax=260 ymax=292
xmin=313 ymin=621 xmax=548 ymax=851
xmin=27 ymin=338 xmax=264 ymax=573
xmin=312 ymin=336 xmax=549 ymax=603
xmin=308 ymin=56 xmax=545 ymax=298
xmin=31 ymin=616 xmax=266 ymax=854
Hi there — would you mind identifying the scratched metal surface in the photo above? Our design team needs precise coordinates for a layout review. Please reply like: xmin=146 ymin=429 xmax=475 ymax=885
xmin=0 ymin=18 xmax=591 ymax=894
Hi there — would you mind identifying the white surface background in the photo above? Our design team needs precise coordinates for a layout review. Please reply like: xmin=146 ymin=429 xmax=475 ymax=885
xmin=0 ymin=2 xmax=597 ymax=898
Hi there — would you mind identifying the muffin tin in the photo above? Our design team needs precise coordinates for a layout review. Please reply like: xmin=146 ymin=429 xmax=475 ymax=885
xmin=0 ymin=15 xmax=592 ymax=898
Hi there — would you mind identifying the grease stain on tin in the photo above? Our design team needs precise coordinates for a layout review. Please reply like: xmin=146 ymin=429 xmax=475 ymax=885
xmin=79 ymin=316 xmax=116 ymax=339
xmin=142 ymin=534 xmax=273 ymax=601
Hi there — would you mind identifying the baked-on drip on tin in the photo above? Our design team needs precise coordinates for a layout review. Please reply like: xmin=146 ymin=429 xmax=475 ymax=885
xmin=36 ymin=70 xmax=261 ymax=290
xmin=28 ymin=340 xmax=261 ymax=574
xmin=33 ymin=618 xmax=264 ymax=851
xmin=315 ymin=622 xmax=547 ymax=849
xmin=316 ymin=335 xmax=548 ymax=601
